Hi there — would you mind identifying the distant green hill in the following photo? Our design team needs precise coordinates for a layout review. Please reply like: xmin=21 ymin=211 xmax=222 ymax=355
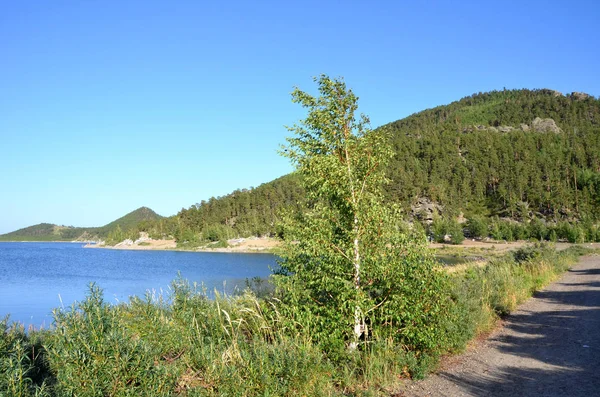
xmin=0 ymin=207 xmax=163 ymax=241
xmin=0 ymin=223 xmax=70 ymax=242
xmin=94 ymin=207 xmax=163 ymax=236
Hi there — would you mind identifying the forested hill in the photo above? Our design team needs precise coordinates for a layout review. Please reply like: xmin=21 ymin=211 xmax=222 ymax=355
xmin=162 ymin=174 xmax=306 ymax=243
xmin=384 ymin=89 xmax=600 ymax=219
xmin=156 ymin=88 xmax=600 ymax=244
xmin=5 ymin=89 xmax=598 ymax=244
xmin=0 ymin=207 xmax=163 ymax=241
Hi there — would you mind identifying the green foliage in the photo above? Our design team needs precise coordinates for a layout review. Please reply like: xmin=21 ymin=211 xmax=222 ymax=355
xmin=1 ymin=245 xmax=593 ymax=394
xmin=528 ymin=218 xmax=548 ymax=240
xmin=555 ymin=221 xmax=586 ymax=243
xmin=0 ymin=223 xmax=66 ymax=242
xmin=275 ymin=75 xmax=456 ymax=364
xmin=209 ymin=239 xmax=229 ymax=249
xmin=466 ymin=216 xmax=488 ymax=239
xmin=47 ymin=284 xmax=178 ymax=396
xmin=511 ymin=222 xmax=530 ymax=241
xmin=95 ymin=207 xmax=163 ymax=237
xmin=105 ymin=224 xmax=125 ymax=245
xmin=431 ymin=217 xmax=464 ymax=244
xmin=48 ymin=282 xmax=338 ymax=396
xmin=431 ymin=216 xmax=447 ymax=243
xmin=513 ymin=243 xmax=545 ymax=263
xmin=202 ymin=224 xmax=233 ymax=242
xmin=174 ymin=174 xmax=306 ymax=242
xmin=385 ymin=89 xmax=600 ymax=221
xmin=0 ymin=319 xmax=50 ymax=396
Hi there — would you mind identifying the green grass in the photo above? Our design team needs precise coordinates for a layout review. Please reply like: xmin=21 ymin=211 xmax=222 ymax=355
xmin=1 ymin=245 xmax=595 ymax=396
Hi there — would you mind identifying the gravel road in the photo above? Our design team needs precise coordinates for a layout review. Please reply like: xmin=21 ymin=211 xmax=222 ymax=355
xmin=402 ymin=255 xmax=600 ymax=397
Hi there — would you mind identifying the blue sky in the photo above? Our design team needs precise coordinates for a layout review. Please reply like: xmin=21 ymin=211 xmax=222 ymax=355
xmin=1 ymin=0 xmax=599 ymax=234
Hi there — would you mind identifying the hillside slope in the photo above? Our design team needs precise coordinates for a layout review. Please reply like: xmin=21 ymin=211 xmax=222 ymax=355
xmin=384 ymin=89 xmax=600 ymax=219
xmin=162 ymin=88 xmax=600 ymax=242
xmin=0 ymin=223 xmax=72 ymax=242
xmin=0 ymin=207 xmax=163 ymax=241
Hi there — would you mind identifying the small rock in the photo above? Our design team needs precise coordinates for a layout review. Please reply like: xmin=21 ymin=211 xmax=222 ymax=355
xmin=498 ymin=126 xmax=515 ymax=133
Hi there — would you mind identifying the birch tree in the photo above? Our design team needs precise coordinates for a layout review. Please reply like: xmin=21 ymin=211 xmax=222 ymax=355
xmin=276 ymin=75 xmax=451 ymax=354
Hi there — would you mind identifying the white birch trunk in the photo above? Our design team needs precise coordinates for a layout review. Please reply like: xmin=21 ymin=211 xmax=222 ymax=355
xmin=350 ymin=217 xmax=363 ymax=351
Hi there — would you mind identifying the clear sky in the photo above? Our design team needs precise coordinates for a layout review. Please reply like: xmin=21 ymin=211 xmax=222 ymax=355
xmin=1 ymin=0 xmax=599 ymax=234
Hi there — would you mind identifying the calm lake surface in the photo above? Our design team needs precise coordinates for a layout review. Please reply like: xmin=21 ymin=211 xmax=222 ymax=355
xmin=0 ymin=242 xmax=277 ymax=328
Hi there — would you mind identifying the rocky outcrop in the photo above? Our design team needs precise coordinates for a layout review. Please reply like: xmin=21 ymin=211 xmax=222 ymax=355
xmin=411 ymin=197 xmax=442 ymax=224
xmin=531 ymin=117 xmax=562 ymax=133
xmin=463 ymin=118 xmax=562 ymax=134
xmin=571 ymin=91 xmax=591 ymax=101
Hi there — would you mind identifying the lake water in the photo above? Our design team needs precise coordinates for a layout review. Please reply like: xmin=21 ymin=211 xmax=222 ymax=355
xmin=0 ymin=242 xmax=277 ymax=328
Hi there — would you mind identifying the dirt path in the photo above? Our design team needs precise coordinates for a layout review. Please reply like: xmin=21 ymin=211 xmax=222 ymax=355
xmin=402 ymin=255 xmax=600 ymax=397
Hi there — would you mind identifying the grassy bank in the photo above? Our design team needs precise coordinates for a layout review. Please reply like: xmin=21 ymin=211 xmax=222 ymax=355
xmin=1 ymin=245 xmax=595 ymax=396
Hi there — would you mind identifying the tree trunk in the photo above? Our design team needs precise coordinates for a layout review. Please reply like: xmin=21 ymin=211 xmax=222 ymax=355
xmin=350 ymin=216 xmax=364 ymax=351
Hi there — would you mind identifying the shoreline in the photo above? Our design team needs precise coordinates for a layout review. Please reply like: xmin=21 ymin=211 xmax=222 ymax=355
xmin=85 ymin=236 xmax=281 ymax=254
xmin=5 ymin=238 xmax=599 ymax=255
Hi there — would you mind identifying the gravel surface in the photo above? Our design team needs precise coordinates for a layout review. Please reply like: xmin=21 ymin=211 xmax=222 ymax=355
xmin=401 ymin=255 xmax=600 ymax=397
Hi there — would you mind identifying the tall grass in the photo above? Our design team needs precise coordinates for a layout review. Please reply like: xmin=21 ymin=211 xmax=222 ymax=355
xmin=0 ymin=245 xmax=594 ymax=395
xmin=447 ymin=244 xmax=589 ymax=347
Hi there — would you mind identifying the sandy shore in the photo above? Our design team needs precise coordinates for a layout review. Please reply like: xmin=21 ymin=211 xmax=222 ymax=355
xmin=85 ymin=236 xmax=600 ymax=254
xmin=85 ymin=236 xmax=279 ymax=253
xmin=432 ymin=240 xmax=600 ymax=252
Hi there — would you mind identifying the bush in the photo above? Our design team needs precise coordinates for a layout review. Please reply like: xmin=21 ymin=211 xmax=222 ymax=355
xmin=47 ymin=284 xmax=179 ymax=396
xmin=500 ymin=222 xmax=514 ymax=241
xmin=431 ymin=217 xmax=464 ymax=244
xmin=0 ymin=319 xmax=50 ymax=396
xmin=528 ymin=218 xmax=548 ymax=241
xmin=202 ymin=224 xmax=233 ymax=242
xmin=466 ymin=216 xmax=488 ymax=239
xmin=449 ymin=221 xmax=465 ymax=244
xmin=490 ymin=221 xmax=502 ymax=240
xmin=512 ymin=223 xmax=530 ymax=241
xmin=565 ymin=224 xmax=585 ymax=243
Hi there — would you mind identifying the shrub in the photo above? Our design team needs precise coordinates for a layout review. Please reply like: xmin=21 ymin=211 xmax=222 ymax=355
xmin=466 ymin=216 xmax=488 ymax=239
xmin=47 ymin=284 xmax=179 ymax=396
xmin=431 ymin=217 xmax=464 ymax=244
xmin=528 ymin=218 xmax=548 ymax=241
xmin=0 ymin=319 xmax=50 ymax=396
xmin=499 ymin=221 xmax=514 ymax=241
xmin=512 ymin=223 xmax=530 ymax=241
